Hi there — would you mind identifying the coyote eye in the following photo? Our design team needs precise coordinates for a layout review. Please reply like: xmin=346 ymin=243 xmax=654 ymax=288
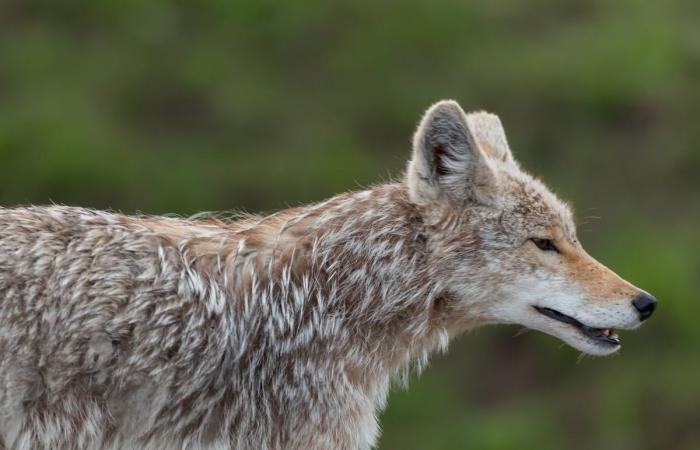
xmin=531 ymin=238 xmax=560 ymax=253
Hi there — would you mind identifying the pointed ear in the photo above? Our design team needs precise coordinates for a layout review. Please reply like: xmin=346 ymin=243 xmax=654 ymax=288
xmin=406 ymin=100 xmax=499 ymax=206
xmin=465 ymin=112 xmax=513 ymax=163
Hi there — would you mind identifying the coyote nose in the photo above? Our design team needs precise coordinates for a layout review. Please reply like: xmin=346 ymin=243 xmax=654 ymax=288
xmin=632 ymin=293 xmax=657 ymax=321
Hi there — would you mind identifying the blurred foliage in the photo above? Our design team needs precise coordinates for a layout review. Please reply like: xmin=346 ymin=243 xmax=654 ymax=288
xmin=1 ymin=0 xmax=699 ymax=449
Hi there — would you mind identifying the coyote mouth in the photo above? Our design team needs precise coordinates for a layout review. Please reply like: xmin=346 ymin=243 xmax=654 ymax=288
xmin=533 ymin=306 xmax=620 ymax=347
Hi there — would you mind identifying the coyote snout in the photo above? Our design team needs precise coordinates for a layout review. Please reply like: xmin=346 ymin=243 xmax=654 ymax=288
xmin=519 ymin=242 xmax=658 ymax=356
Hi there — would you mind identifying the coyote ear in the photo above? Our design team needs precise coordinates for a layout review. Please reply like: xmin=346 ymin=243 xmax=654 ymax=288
xmin=465 ymin=112 xmax=513 ymax=163
xmin=407 ymin=100 xmax=499 ymax=205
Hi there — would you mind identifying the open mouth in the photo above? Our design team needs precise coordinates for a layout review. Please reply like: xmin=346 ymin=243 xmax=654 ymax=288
xmin=534 ymin=306 xmax=620 ymax=347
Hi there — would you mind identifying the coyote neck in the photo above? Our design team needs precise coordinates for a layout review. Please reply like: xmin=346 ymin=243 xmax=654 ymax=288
xmin=153 ymin=185 xmax=449 ymax=387
xmin=127 ymin=182 xmax=484 ymax=447
xmin=262 ymin=187 xmax=445 ymax=369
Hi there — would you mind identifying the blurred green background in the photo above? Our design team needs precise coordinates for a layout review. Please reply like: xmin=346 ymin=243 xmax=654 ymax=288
xmin=1 ymin=0 xmax=698 ymax=449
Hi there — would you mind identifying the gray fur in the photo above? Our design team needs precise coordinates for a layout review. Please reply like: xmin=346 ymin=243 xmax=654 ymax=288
xmin=0 ymin=100 xmax=650 ymax=449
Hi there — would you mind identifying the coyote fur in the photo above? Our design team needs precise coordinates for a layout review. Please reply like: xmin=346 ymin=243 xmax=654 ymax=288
xmin=0 ymin=100 xmax=656 ymax=449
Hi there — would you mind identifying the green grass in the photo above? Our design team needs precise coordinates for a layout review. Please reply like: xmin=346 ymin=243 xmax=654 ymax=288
xmin=0 ymin=0 xmax=698 ymax=448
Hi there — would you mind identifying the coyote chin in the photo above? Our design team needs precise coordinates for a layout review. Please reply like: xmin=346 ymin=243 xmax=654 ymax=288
xmin=0 ymin=100 xmax=656 ymax=449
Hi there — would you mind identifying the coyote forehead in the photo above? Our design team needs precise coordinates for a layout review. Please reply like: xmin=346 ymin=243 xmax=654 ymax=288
xmin=0 ymin=100 xmax=655 ymax=450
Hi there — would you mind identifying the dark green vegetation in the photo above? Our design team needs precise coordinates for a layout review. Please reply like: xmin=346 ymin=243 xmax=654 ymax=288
xmin=1 ymin=1 xmax=698 ymax=448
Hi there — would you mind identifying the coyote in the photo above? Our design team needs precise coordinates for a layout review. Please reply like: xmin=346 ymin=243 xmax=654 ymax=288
xmin=0 ymin=100 xmax=656 ymax=449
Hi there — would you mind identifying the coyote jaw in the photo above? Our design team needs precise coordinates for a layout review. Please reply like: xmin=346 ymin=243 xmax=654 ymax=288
xmin=534 ymin=306 xmax=621 ymax=349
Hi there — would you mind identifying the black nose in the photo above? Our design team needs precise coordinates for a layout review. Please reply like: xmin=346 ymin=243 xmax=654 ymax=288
xmin=632 ymin=293 xmax=657 ymax=321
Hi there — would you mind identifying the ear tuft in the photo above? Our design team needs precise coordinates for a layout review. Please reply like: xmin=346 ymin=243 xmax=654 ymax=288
xmin=407 ymin=100 xmax=499 ymax=206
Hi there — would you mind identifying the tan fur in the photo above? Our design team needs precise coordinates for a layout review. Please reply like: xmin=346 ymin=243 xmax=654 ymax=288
xmin=0 ymin=100 xmax=654 ymax=449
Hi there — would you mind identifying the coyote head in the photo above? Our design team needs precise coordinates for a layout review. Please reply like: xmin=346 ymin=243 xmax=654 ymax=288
xmin=406 ymin=100 xmax=656 ymax=355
